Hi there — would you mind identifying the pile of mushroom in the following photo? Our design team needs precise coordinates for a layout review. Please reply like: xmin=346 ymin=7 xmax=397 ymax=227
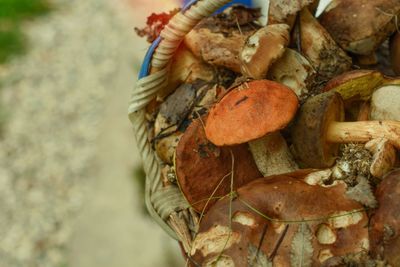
xmin=135 ymin=1 xmax=400 ymax=265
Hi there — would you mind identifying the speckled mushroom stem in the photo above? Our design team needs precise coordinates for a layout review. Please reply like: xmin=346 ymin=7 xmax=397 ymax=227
xmin=326 ymin=121 xmax=400 ymax=149
xmin=249 ymin=132 xmax=298 ymax=177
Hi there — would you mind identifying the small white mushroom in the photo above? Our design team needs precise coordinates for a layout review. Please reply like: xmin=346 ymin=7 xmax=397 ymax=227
xmin=365 ymin=138 xmax=397 ymax=179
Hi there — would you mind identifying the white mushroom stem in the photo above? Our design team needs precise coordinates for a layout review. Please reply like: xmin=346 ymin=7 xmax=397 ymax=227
xmin=326 ymin=121 xmax=400 ymax=149
xmin=249 ymin=132 xmax=298 ymax=176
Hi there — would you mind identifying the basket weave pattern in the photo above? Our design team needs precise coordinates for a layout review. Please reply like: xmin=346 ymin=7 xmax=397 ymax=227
xmin=128 ymin=0 xmax=233 ymax=249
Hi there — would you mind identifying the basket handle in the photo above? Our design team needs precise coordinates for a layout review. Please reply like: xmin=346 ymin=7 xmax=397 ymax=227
xmin=129 ymin=0 xmax=234 ymax=240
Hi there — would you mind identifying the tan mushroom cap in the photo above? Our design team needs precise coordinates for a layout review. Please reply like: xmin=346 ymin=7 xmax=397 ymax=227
xmin=191 ymin=172 xmax=369 ymax=266
xmin=175 ymin=117 xmax=261 ymax=213
xmin=240 ymin=24 xmax=290 ymax=79
xmin=205 ymin=80 xmax=299 ymax=146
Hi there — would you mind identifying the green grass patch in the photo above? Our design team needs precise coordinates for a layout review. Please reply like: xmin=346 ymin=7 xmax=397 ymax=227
xmin=132 ymin=165 xmax=150 ymax=217
xmin=0 ymin=0 xmax=51 ymax=21
xmin=0 ymin=0 xmax=51 ymax=64
xmin=0 ymin=26 xmax=25 ymax=63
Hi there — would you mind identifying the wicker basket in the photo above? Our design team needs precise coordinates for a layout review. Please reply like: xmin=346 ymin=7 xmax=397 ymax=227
xmin=128 ymin=0 xmax=247 ymax=252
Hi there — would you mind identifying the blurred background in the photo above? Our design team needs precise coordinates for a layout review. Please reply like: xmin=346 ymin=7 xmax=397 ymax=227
xmin=0 ymin=0 xmax=330 ymax=266
xmin=0 ymin=0 xmax=184 ymax=266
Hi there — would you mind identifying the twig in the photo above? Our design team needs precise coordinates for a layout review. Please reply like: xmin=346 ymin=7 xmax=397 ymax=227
xmin=269 ymin=224 xmax=289 ymax=261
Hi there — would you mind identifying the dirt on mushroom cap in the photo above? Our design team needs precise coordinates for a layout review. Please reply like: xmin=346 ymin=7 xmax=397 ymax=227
xmin=205 ymin=80 xmax=299 ymax=146
xmin=191 ymin=174 xmax=368 ymax=266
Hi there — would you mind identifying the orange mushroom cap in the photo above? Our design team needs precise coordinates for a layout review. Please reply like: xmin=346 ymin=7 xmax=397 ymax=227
xmin=205 ymin=80 xmax=299 ymax=146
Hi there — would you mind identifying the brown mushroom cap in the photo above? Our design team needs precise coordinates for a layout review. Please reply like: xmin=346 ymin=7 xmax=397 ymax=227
xmin=175 ymin=117 xmax=261 ymax=213
xmin=292 ymin=91 xmax=345 ymax=168
xmin=319 ymin=0 xmax=400 ymax=55
xmin=391 ymin=33 xmax=400 ymax=75
xmin=323 ymin=70 xmax=384 ymax=101
xmin=370 ymin=169 xmax=400 ymax=265
xmin=205 ymin=80 xmax=299 ymax=146
xmin=191 ymin=173 xmax=369 ymax=266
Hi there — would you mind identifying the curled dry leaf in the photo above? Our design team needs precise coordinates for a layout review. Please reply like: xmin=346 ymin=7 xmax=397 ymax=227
xmin=154 ymin=83 xmax=196 ymax=137
xmin=370 ymin=169 xmax=400 ymax=266
xmin=319 ymin=0 xmax=400 ymax=55
xmin=268 ymin=48 xmax=316 ymax=101
xmin=154 ymin=82 xmax=219 ymax=164
xmin=134 ymin=9 xmax=179 ymax=43
xmin=298 ymin=8 xmax=352 ymax=86
xmin=190 ymin=173 xmax=369 ymax=266
xmin=175 ymin=117 xmax=261 ymax=212
xmin=240 ymin=24 xmax=290 ymax=79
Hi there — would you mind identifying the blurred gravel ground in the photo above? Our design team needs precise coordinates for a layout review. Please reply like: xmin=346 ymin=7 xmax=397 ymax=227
xmin=0 ymin=0 xmax=182 ymax=266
